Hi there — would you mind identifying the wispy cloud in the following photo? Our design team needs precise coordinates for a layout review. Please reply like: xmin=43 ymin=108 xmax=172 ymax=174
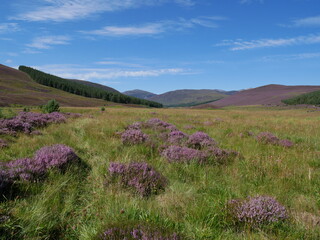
xmin=217 ymin=34 xmax=320 ymax=50
xmin=285 ymin=15 xmax=320 ymax=27
xmin=261 ymin=52 xmax=320 ymax=62
xmin=0 ymin=23 xmax=19 ymax=34
xmin=26 ymin=35 xmax=71 ymax=49
xmin=240 ymin=0 xmax=264 ymax=4
xmin=32 ymin=64 xmax=192 ymax=81
xmin=95 ymin=60 xmax=143 ymax=68
xmin=11 ymin=0 xmax=196 ymax=22
xmin=81 ymin=16 xmax=225 ymax=37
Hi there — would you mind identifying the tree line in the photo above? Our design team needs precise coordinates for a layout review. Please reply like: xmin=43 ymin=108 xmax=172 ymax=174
xmin=19 ymin=66 xmax=163 ymax=108
xmin=282 ymin=90 xmax=320 ymax=105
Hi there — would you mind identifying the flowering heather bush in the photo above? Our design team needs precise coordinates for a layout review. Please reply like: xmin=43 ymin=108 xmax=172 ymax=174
xmin=256 ymin=132 xmax=280 ymax=145
xmin=146 ymin=118 xmax=177 ymax=131
xmin=121 ymin=129 xmax=148 ymax=145
xmin=167 ymin=131 xmax=188 ymax=145
xmin=0 ymin=112 xmax=66 ymax=135
xmin=100 ymin=225 xmax=182 ymax=240
xmin=126 ymin=121 xmax=143 ymax=130
xmin=227 ymin=196 xmax=288 ymax=227
xmin=0 ymin=139 xmax=8 ymax=148
xmin=279 ymin=139 xmax=294 ymax=148
xmin=256 ymin=132 xmax=294 ymax=147
xmin=206 ymin=147 xmax=239 ymax=164
xmin=2 ymin=144 xmax=79 ymax=182
xmin=161 ymin=145 xmax=207 ymax=163
xmin=108 ymin=162 xmax=167 ymax=197
xmin=187 ymin=131 xmax=217 ymax=149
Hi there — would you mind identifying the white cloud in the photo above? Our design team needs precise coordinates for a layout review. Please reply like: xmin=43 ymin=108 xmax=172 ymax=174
xmin=81 ymin=16 xmax=225 ymax=37
xmin=11 ymin=0 xmax=196 ymax=22
xmin=261 ymin=52 xmax=320 ymax=62
xmin=5 ymin=59 xmax=13 ymax=64
xmin=32 ymin=64 xmax=192 ymax=80
xmin=0 ymin=23 xmax=19 ymax=34
xmin=95 ymin=61 xmax=143 ymax=68
xmin=217 ymin=34 xmax=320 ymax=50
xmin=26 ymin=35 xmax=71 ymax=49
xmin=290 ymin=16 xmax=320 ymax=27
xmin=240 ymin=0 xmax=264 ymax=4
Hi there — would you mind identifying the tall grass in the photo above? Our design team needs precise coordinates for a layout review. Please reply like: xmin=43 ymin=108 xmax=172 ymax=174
xmin=1 ymin=107 xmax=320 ymax=239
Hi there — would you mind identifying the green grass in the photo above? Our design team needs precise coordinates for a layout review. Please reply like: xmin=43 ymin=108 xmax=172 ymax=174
xmin=1 ymin=107 xmax=320 ymax=239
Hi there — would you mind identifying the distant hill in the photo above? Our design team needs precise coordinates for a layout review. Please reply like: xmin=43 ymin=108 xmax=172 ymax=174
xmin=148 ymin=89 xmax=233 ymax=107
xmin=199 ymin=84 xmax=320 ymax=108
xmin=123 ymin=89 xmax=157 ymax=99
xmin=19 ymin=66 xmax=163 ymax=108
xmin=0 ymin=64 xmax=108 ymax=107
xmin=282 ymin=90 xmax=320 ymax=105
xmin=70 ymin=79 xmax=119 ymax=93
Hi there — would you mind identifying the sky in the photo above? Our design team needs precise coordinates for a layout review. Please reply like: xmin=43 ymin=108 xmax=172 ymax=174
xmin=1 ymin=0 xmax=320 ymax=94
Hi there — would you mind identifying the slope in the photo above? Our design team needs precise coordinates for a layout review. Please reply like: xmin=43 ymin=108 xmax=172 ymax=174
xmin=0 ymin=64 xmax=108 ymax=107
xmin=123 ymin=89 xmax=157 ymax=99
xmin=148 ymin=89 xmax=230 ymax=107
xmin=201 ymin=84 xmax=320 ymax=108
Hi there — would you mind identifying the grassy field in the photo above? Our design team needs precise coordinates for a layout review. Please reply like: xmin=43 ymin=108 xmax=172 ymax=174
xmin=1 ymin=106 xmax=320 ymax=239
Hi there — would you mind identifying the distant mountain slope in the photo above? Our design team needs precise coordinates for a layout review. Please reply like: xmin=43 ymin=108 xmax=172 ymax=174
xmin=148 ymin=89 xmax=230 ymax=107
xmin=282 ymin=90 xmax=320 ymax=105
xmin=70 ymin=79 xmax=119 ymax=93
xmin=200 ymin=84 xmax=320 ymax=108
xmin=0 ymin=64 xmax=108 ymax=107
xmin=123 ymin=89 xmax=157 ymax=99
xmin=19 ymin=66 xmax=162 ymax=108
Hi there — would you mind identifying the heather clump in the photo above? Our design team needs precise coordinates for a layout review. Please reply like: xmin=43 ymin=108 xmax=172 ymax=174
xmin=1 ymin=144 xmax=79 ymax=182
xmin=167 ymin=130 xmax=188 ymax=145
xmin=0 ymin=139 xmax=8 ymax=148
xmin=256 ymin=132 xmax=294 ymax=147
xmin=121 ymin=129 xmax=148 ymax=145
xmin=206 ymin=147 xmax=239 ymax=164
xmin=99 ymin=224 xmax=182 ymax=240
xmin=146 ymin=118 xmax=177 ymax=131
xmin=227 ymin=196 xmax=288 ymax=228
xmin=126 ymin=121 xmax=143 ymax=130
xmin=256 ymin=132 xmax=279 ymax=145
xmin=0 ymin=112 xmax=67 ymax=135
xmin=187 ymin=131 xmax=217 ymax=149
xmin=108 ymin=162 xmax=168 ymax=197
xmin=161 ymin=145 xmax=207 ymax=163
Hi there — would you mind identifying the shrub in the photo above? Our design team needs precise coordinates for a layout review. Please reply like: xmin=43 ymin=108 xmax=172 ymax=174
xmin=146 ymin=118 xmax=177 ymax=131
xmin=206 ymin=147 xmax=239 ymax=164
xmin=121 ymin=129 xmax=148 ymax=145
xmin=161 ymin=145 xmax=207 ymax=163
xmin=42 ymin=99 xmax=60 ymax=113
xmin=0 ymin=139 xmax=8 ymax=148
xmin=0 ymin=112 xmax=66 ymax=135
xmin=256 ymin=132 xmax=294 ymax=147
xmin=187 ymin=132 xmax=217 ymax=149
xmin=108 ymin=162 xmax=168 ymax=197
xmin=126 ymin=122 xmax=143 ymax=130
xmin=101 ymin=107 xmax=105 ymax=111
xmin=256 ymin=132 xmax=279 ymax=145
xmin=227 ymin=196 xmax=288 ymax=227
xmin=167 ymin=131 xmax=188 ymax=145
xmin=99 ymin=224 xmax=182 ymax=240
xmin=279 ymin=139 xmax=294 ymax=148
xmin=3 ymin=144 xmax=79 ymax=181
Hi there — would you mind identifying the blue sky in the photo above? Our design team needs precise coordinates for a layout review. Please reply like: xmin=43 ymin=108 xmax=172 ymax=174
xmin=1 ymin=0 xmax=320 ymax=93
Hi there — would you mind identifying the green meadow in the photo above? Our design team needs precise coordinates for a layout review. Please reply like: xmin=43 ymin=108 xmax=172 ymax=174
xmin=1 ymin=106 xmax=320 ymax=239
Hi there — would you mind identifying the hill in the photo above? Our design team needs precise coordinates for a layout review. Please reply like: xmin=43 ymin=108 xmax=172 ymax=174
xmin=70 ymin=79 xmax=119 ymax=93
xmin=148 ymin=89 xmax=232 ymax=107
xmin=0 ymin=64 xmax=108 ymax=107
xmin=123 ymin=89 xmax=157 ymax=99
xmin=282 ymin=90 xmax=320 ymax=105
xmin=19 ymin=66 xmax=163 ymax=108
xmin=200 ymin=84 xmax=320 ymax=108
